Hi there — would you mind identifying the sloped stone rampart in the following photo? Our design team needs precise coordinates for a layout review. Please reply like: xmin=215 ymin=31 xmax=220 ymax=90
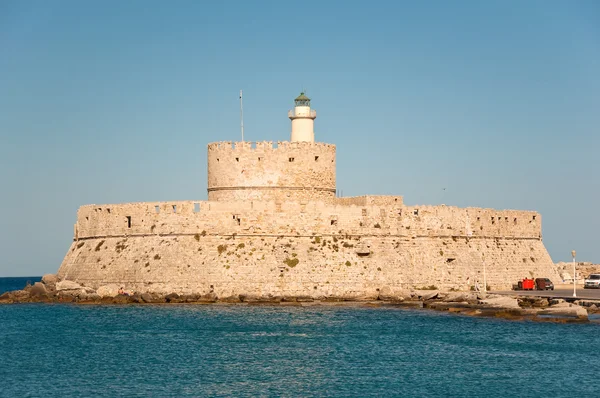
xmin=58 ymin=198 xmax=559 ymax=296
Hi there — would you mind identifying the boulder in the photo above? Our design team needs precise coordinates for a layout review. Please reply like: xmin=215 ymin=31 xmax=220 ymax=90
xmin=442 ymin=292 xmax=470 ymax=303
xmin=29 ymin=282 xmax=49 ymax=297
xmin=378 ymin=287 xmax=410 ymax=301
xmin=479 ymin=296 xmax=521 ymax=309
xmin=96 ymin=284 xmax=120 ymax=298
xmin=140 ymin=293 xmax=155 ymax=303
xmin=41 ymin=274 xmax=58 ymax=288
xmin=164 ymin=293 xmax=181 ymax=303
xmin=78 ymin=292 xmax=101 ymax=302
xmin=419 ymin=291 xmax=440 ymax=301
xmin=539 ymin=303 xmax=588 ymax=319
xmin=56 ymin=280 xmax=83 ymax=291
xmin=197 ymin=292 xmax=218 ymax=302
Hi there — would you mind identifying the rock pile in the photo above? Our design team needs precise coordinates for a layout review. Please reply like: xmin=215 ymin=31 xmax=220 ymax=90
xmin=0 ymin=275 xmax=594 ymax=323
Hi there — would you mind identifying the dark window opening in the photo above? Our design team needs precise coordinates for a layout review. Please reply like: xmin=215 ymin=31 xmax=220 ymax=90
xmin=446 ymin=258 xmax=456 ymax=263
xmin=235 ymin=157 xmax=239 ymax=162
xmin=172 ymin=205 xmax=177 ymax=213
xmin=532 ymin=215 xmax=536 ymax=220
xmin=289 ymin=157 xmax=295 ymax=162
xmin=217 ymin=158 xmax=219 ymax=162
xmin=85 ymin=216 xmax=89 ymax=221
xmin=514 ymin=218 xmax=517 ymax=224
xmin=107 ymin=208 xmax=111 ymax=213
xmin=414 ymin=209 xmax=419 ymax=216
xmin=258 ymin=157 xmax=262 ymax=161
xmin=315 ymin=156 xmax=319 ymax=161
xmin=126 ymin=216 xmax=131 ymax=228
xmin=476 ymin=217 xmax=480 ymax=221
xmin=331 ymin=219 xmax=338 ymax=226
xmin=194 ymin=203 xmax=200 ymax=213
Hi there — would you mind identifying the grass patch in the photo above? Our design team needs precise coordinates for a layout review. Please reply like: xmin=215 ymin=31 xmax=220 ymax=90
xmin=237 ymin=243 xmax=245 ymax=249
xmin=345 ymin=261 xmax=351 ymax=267
xmin=194 ymin=233 xmax=201 ymax=241
xmin=342 ymin=242 xmax=354 ymax=248
xmin=314 ymin=236 xmax=321 ymax=244
xmin=284 ymin=257 xmax=299 ymax=268
xmin=153 ymin=254 xmax=161 ymax=260
xmin=218 ymin=245 xmax=227 ymax=255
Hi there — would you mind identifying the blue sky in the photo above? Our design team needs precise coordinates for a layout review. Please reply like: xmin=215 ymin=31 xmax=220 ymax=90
xmin=0 ymin=1 xmax=598 ymax=277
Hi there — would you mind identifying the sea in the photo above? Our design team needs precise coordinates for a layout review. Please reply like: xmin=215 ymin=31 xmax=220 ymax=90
xmin=1 ymin=276 xmax=599 ymax=398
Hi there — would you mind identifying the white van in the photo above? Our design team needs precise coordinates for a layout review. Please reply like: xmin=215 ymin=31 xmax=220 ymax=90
xmin=583 ymin=274 xmax=600 ymax=289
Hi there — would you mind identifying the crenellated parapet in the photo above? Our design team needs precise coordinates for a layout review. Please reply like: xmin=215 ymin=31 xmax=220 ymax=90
xmin=207 ymin=141 xmax=336 ymax=202
xmin=73 ymin=200 xmax=543 ymax=242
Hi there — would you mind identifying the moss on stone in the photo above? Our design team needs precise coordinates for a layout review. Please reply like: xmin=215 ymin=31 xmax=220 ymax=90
xmin=284 ymin=258 xmax=299 ymax=268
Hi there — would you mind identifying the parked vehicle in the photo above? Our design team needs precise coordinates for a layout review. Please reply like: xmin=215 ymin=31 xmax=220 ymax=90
xmin=513 ymin=278 xmax=535 ymax=291
xmin=584 ymin=274 xmax=600 ymax=289
xmin=535 ymin=278 xmax=554 ymax=291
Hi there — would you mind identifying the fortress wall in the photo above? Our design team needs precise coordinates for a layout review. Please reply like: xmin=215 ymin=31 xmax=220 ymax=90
xmin=206 ymin=141 xmax=336 ymax=201
xmin=59 ymin=199 xmax=558 ymax=295
xmin=57 ymin=233 xmax=557 ymax=296
xmin=74 ymin=200 xmax=542 ymax=241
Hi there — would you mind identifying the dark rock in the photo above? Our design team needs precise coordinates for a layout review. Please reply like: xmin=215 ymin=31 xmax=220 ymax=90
xmin=219 ymin=295 xmax=241 ymax=303
xmin=165 ymin=293 xmax=181 ymax=303
xmin=197 ymin=292 xmax=217 ymax=303
xmin=140 ymin=293 xmax=154 ymax=303
xmin=112 ymin=295 xmax=130 ymax=304
xmin=295 ymin=296 xmax=315 ymax=302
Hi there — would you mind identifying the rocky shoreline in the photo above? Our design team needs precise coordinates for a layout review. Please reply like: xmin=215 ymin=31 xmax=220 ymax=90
xmin=1 ymin=274 xmax=597 ymax=323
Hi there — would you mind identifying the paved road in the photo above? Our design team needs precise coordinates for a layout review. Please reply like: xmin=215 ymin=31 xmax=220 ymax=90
xmin=492 ymin=288 xmax=600 ymax=301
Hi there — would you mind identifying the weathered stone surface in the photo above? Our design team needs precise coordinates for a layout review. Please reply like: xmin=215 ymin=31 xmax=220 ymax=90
xmin=164 ymin=293 xmax=180 ymax=303
xmin=96 ymin=284 xmax=120 ymax=298
xmin=419 ymin=291 xmax=440 ymax=301
xmin=479 ymin=296 xmax=521 ymax=309
xmin=539 ymin=303 xmax=588 ymax=319
xmin=29 ymin=282 xmax=49 ymax=297
xmin=41 ymin=274 xmax=58 ymax=288
xmin=56 ymin=280 xmax=83 ymax=291
xmin=378 ymin=286 xmax=410 ymax=301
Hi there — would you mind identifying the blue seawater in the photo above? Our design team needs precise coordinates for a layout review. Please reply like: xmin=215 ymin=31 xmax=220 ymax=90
xmin=0 ymin=303 xmax=598 ymax=398
xmin=0 ymin=276 xmax=41 ymax=295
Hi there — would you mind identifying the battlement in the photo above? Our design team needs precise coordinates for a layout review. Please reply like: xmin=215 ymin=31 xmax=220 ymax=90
xmin=73 ymin=200 xmax=542 ymax=241
xmin=207 ymin=141 xmax=335 ymax=152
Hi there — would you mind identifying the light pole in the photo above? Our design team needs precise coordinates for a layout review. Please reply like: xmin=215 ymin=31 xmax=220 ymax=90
xmin=572 ymin=250 xmax=577 ymax=297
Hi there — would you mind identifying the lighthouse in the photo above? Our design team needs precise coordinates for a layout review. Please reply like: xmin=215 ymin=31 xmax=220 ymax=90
xmin=288 ymin=92 xmax=316 ymax=142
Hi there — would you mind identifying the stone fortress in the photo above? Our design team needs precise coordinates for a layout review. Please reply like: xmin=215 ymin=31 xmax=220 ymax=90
xmin=56 ymin=93 xmax=560 ymax=299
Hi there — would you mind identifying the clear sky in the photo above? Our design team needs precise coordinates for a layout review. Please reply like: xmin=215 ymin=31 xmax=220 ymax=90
xmin=0 ymin=1 xmax=598 ymax=277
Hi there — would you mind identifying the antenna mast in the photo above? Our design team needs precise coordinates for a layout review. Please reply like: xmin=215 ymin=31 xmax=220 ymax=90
xmin=239 ymin=90 xmax=244 ymax=141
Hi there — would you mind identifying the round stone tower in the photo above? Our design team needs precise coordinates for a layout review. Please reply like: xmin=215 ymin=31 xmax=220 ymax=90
xmin=288 ymin=92 xmax=316 ymax=142
xmin=206 ymin=93 xmax=336 ymax=202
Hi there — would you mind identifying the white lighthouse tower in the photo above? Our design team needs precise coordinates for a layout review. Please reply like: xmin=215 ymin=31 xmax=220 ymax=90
xmin=289 ymin=92 xmax=316 ymax=142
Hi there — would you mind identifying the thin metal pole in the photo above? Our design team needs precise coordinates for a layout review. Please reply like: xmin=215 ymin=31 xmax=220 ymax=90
xmin=240 ymin=90 xmax=244 ymax=142
xmin=573 ymin=254 xmax=577 ymax=297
